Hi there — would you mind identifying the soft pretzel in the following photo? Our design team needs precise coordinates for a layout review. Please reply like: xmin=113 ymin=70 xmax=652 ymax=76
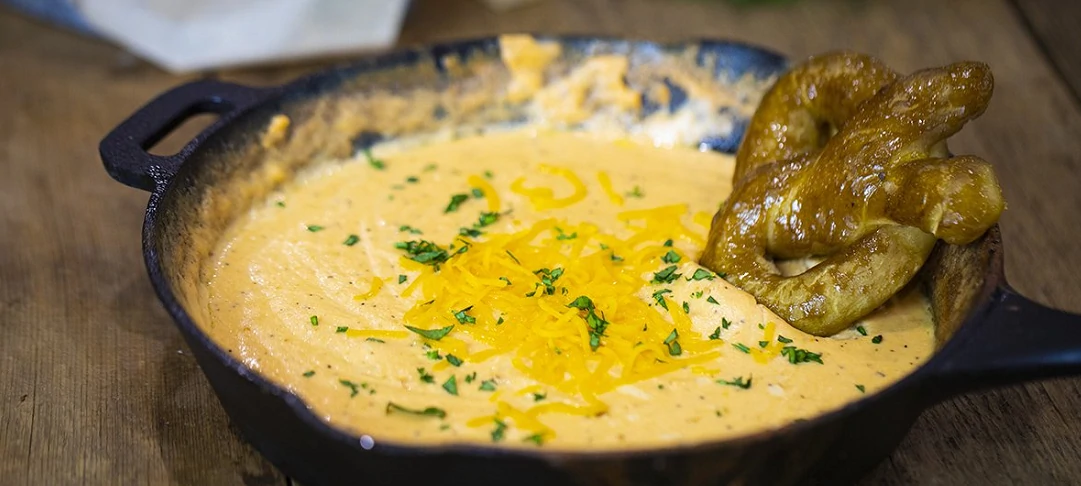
xmin=700 ymin=53 xmax=1005 ymax=336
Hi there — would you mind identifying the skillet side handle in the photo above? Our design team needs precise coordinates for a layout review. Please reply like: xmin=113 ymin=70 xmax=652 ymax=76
xmin=927 ymin=285 xmax=1081 ymax=400
xmin=99 ymin=80 xmax=268 ymax=192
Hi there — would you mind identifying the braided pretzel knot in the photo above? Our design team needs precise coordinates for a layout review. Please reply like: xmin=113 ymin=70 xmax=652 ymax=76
xmin=700 ymin=53 xmax=1005 ymax=336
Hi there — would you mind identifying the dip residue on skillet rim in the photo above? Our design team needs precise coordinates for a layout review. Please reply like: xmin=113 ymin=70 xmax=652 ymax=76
xmin=204 ymin=129 xmax=934 ymax=449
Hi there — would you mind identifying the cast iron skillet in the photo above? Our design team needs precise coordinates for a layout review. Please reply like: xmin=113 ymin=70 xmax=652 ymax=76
xmin=99 ymin=36 xmax=1081 ymax=485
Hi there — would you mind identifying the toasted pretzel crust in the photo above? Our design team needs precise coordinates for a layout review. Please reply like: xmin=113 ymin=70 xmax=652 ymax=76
xmin=700 ymin=53 xmax=1005 ymax=336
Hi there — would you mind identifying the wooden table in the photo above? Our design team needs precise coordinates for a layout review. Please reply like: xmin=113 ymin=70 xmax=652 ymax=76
xmin=3 ymin=0 xmax=1080 ymax=484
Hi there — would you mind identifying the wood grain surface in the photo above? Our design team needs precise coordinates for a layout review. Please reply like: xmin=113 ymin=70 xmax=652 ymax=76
xmin=2 ymin=0 xmax=1080 ymax=484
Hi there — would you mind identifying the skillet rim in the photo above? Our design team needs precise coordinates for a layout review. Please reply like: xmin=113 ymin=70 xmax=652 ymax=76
xmin=137 ymin=34 xmax=1006 ymax=461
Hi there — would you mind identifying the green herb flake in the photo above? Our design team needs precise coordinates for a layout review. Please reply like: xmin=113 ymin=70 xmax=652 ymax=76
xmin=652 ymin=265 xmax=682 ymax=284
xmin=856 ymin=384 xmax=866 ymax=393
xmin=306 ymin=225 xmax=325 ymax=232
xmin=302 ymin=370 xmax=315 ymax=378
xmin=365 ymin=337 xmax=385 ymax=343
xmin=627 ymin=186 xmax=645 ymax=198
xmin=707 ymin=296 xmax=720 ymax=305
xmin=340 ymin=379 xmax=361 ymax=397
xmin=505 ymin=250 xmax=521 ymax=265
xmin=479 ymin=379 xmax=497 ymax=392
xmin=732 ymin=343 xmax=751 ymax=354
xmin=664 ymin=329 xmax=682 ymax=356
xmin=780 ymin=345 xmax=824 ymax=364
xmin=777 ymin=335 xmax=793 ymax=344
xmin=464 ymin=372 xmax=477 ymax=383
xmin=708 ymin=328 xmax=721 ymax=343
xmin=856 ymin=325 xmax=868 ymax=336
xmin=491 ymin=419 xmax=507 ymax=442
xmin=405 ymin=324 xmax=455 ymax=341
xmin=459 ymin=227 xmax=482 ymax=238
xmin=398 ymin=225 xmax=423 ymax=235
xmin=417 ymin=367 xmax=435 ymax=384
xmin=394 ymin=240 xmax=450 ymax=267
xmin=335 ymin=326 xmax=349 ymax=333
xmin=444 ymin=194 xmax=470 ymax=213
xmin=364 ymin=148 xmax=385 ymax=170
xmin=872 ymin=335 xmax=884 ymax=344
xmin=722 ymin=317 xmax=732 ymax=329
xmin=555 ymin=227 xmax=578 ymax=240
xmin=690 ymin=269 xmax=715 ymax=281
xmin=662 ymin=250 xmax=681 ymax=264
xmin=692 ymin=290 xmax=704 ymax=299
xmin=396 ymin=275 xmax=407 ymax=285
xmin=385 ymin=402 xmax=446 ymax=418
xmin=610 ymin=253 xmax=624 ymax=262
xmin=717 ymin=376 xmax=752 ymax=389
xmin=523 ymin=433 xmax=544 ymax=446
xmin=662 ymin=239 xmax=674 ymax=247
xmin=343 ymin=234 xmax=360 ymax=246
xmin=483 ymin=170 xmax=494 ymax=179
xmin=758 ymin=340 xmax=769 ymax=348
xmin=406 ymin=176 xmax=419 ymax=183
xmin=423 ymin=163 xmax=438 ymax=172
xmin=471 ymin=188 xmax=485 ymax=199
xmin=651 ymin=289 xmax=672 ymax=310
xmin=453 ymin=306 xmax=477 ymax=324
xmin=682 ymin=301 xmax=690 ymax=313
xmin=425 ymin=349 xmax=442 ymax=360
xmin=532 ymin=392 xmax=547 ymax=402
xmin=446 ymin=354 xmax=463 ymax=367
xmin=441 ymin=375 xmax=459 ymax=395
xmin=310 ymin=315 xmax=319 ymax=326
xmin=496 ymin=315 xmax=505 ymax=325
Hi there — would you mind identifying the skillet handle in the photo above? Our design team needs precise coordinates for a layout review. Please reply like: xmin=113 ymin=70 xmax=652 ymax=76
xmin=99 ymin=79 xmax=269 ymax=192
xmin=927 ymin=285 xmax=1081 ymax=399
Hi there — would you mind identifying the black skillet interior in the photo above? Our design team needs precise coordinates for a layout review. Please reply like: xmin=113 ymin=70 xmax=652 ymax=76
xmin=100 ymin=36 xmax=1081 ymax=485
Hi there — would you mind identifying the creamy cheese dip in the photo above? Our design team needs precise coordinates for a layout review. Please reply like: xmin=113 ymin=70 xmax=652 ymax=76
xmin=204 ymin=131 xmax=934 ymax=450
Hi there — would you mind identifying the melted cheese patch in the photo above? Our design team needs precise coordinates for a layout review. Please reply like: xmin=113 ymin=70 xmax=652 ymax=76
xmin=204 ymin=131 xmax=934 ymax=450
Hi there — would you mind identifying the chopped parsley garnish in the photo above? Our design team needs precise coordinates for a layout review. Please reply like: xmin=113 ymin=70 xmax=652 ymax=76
xmin=475 ymin=211 xmax=500 ymax=228
xmin=446 ymin=354 xmax=463 ymax=367
xmin=610 ymin=253 xmax=624 ymax=262
xmin=464 ymin=372 xmax=477 ymax=383
xmin=491 ymin=419 xmax=507 ymax=442
xmin=453 ymin=306 xmax=477 ymax=324
xmin=398 ymin=225 xmax=423 ymax=234
xmin=664 ymin=329 xmax=682 ymax=356
xmin=496 ymin=315 xmax=505 ymax=325
xmin=599 ymin=243 xmax=609 ymax=250
xmin=732 ymin=343 xmax=751 ymax=354
xmin=567 ymin=295 xmax=609 ymax=351
xmin=855 ymin=384 xmax=866 ymax=393
xmin=343 ymin=234 xmax=360 ymax=246
xmin=758 ymin=340 xmax=769 ymax=348
xmin=425 ymin=348 xmax=442 ymax=360
xmin=707 ymin=296 xmax=720 ymax=305
xmin=777 ymin=335 xmax=793 ymax=344
xmin=365 ymin=337 xmax=385 ymax=343
xmin=417 ymin=367 xmax=435 ymax=383
xmin=275 ymin=201 xmax=286 ymax=208
xmin=722 ymin=317 xmax=732 ymax=329
xmin=441 ymin=375 xmax=458 ymax=395
xmin=306 ymin=225 xmax=325 ymax=232
xmin=692 ymin=290 xmax=704 ymax=299
xmin=533 ymin=267 xmax=565 ymax=295
xmin=340 ymin=379 xmax=361 ymax=397
xmin=471 ymin=187 xmax=485 ymax=199
xmin=459 ymin=227 xmax=482 ymax=238
xmin=523 ymin=434 xmax=544 ymax=446
xmin=555 ymin=227 xmax=577 ymax=240
xmin=404 ymin=324 xmax=454 ymax=341
xmin=505 ymin=250 xmax=521 ymax=265
xmin=651 ymin=289 xmax=672 ymax=309
xmin=483 ymin=170 xmax=494 ymax=179
xmin=406 ymin=176 xmax=419 ymax=183
xmin=709 ymin=327 xmax=722 ymax=340
xmin=690 ymin=269 xmax=715 ymax=281
xmin=310 ymin=315 xmax=319 ymax=326
xmin=385 ymin=402 xmax=446 ymax=418
xmin=781 ymin=345 xmax=824 ymax=364
xmin=444 ymin=194 xmax=470 ymax=213
xmin=532 ymin=392 xmax=547 ymax=402
xmin=335 ymin=326 xmax=349 ymax=333
xmin=499 ymin=276 xmax=512 ymax=286
xmin=652 ymin=265 xmax=682 ymax=284
xmin=423 ymin=163 xmax=438 ymax=172
xmin=627 ymin=185 xmax=645 ymax=198
xmin=398 ymin=274 xmax=408 ymax=284
xmin=662 ymin=250 xmax=681 ymax=264
xmin=871 ymin=335 xmax=884 ymax=344
xmin=856 ymin=325 xmax=868 ymax=336
xmin=717 ymin=376 xmax=752 ymax=389
xmin=395 ymin=240 xmax=450 ymax=267
xmin=681 ymin=301 xmax=690 ymax=313
xmin=663 ymin=239 xmax=674 ymax=247
xmin=302 ymin=370 xmax=315 ymax=378
xmin=364 ymin=148 xmax=385 ymax=170
xmin=479 ymin=379 xmax=497 ymax=391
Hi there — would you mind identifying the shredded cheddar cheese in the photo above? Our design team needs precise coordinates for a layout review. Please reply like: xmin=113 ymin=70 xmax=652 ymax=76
xmin=353 ymin=277 xmax=384 ymax=300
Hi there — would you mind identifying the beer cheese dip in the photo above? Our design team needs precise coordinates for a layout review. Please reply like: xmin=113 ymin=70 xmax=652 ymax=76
xmin=203 ymin=130 xmax=935 ymax=450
